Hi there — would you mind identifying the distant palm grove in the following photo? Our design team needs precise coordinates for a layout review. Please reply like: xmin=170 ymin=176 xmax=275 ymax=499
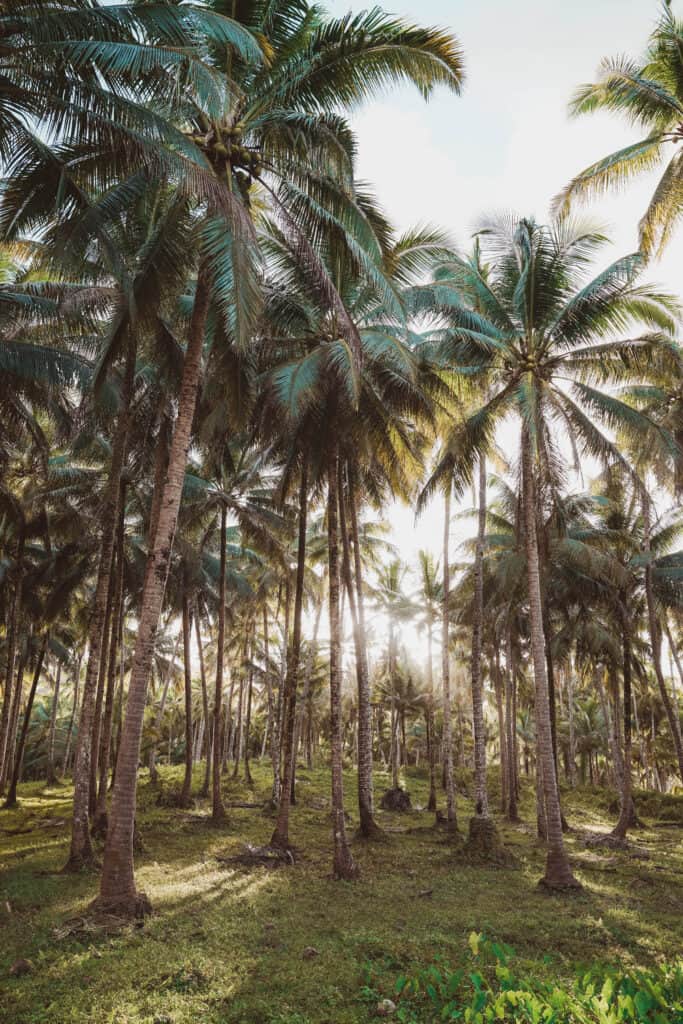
xmin=1 ymin=0 xmax=683 ymax=987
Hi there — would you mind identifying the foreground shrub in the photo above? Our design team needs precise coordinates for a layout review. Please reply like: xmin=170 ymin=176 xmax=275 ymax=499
xmin=360 ymin=933 xmax=683 ymax=1022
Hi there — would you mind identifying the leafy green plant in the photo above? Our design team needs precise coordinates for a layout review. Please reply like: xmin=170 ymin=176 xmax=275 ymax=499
xmin=360 ymin=934 xmax=683 ymax=1023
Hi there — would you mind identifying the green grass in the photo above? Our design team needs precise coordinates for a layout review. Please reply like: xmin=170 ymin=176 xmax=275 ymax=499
xmin=0 ymin=763 xmax=681 ymax=1023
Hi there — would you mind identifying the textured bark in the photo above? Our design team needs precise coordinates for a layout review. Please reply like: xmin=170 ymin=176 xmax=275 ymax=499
xmin=327 ymin=446 xmax=358 ymax=879
xmin=441 ymin=488 xmax=457 ymax=832
xmin=493 ymin=649 xmax=508 ymax=814
xmin=271 ymin=460 xmax=308 ymax=849
xmin=344 ymin=464 xmax=380 ymax=837
xmin=179 ymin=593 xmax=194 ymax=806
xmin=243 ymin=644 xmax=254 ymax=786
xmin=46 ymin=660 xmax=62 ymax=787
xmin=212 ymin=503 xmax=228 ymax=819
xmin=3 ymin=635 xmax=48 ymax=808
xmin=470 ymin=455 xmax=489 ymax=817
xmin=521 ymin=431 xmax=578 ymax=889
xmin=66 ymin=336 xmax=135 ymax=871
xmin=96 ymin=268 xmax=211 ymax=915
xmin=3 ymin=640 xmax=28 ymax=796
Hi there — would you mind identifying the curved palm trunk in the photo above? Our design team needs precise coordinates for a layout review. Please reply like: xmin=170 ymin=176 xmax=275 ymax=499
xmin=441 ymin=487 xmax=457 ymax=832
xmin=179 ymin=593 xmax=194 ymax=806
xmin=66 ymin=336 xmax=135 ymax=871
xmin=96 ymin=269 xmax=211 ymax=916
xmin=327 ymin=445 xmax=358 ymax=879
xmin=470 ymin=455 xmax=489 ymax=818
xmin=46 ymin=660 xmax=62 ymax=787
xmin=212 ymin=503 xmax=228 ymax=820
xmin=4 ymin=635 xmax=48 ymax=808
xmin=271 ymin=459 xmax=308 ymax=849
xmin=521 ymin=432 xmax=578 ymax=889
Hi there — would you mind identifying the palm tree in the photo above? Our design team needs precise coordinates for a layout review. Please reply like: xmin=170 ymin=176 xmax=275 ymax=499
xmin=557 ymin=2 xmax=683 ymax=257
xmin=420 ymin=216 xmax=680 ymax=887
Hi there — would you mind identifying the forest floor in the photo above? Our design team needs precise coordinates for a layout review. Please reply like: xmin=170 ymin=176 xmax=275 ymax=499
xmin=0 ymin=763 xmax=682 ymax=1024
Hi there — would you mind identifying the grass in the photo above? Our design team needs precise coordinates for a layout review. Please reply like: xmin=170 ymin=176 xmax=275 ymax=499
xmin=0 ymin=762 xmax=681 ymax=1024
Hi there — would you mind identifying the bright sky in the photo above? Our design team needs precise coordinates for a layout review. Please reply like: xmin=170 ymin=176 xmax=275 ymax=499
xmin=326 ymin=0 xmax=683 ymax=580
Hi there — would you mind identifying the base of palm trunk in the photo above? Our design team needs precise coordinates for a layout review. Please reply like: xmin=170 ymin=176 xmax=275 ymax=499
xmin=90 ymin=890 xmax=152 ymax=919
xmin=538 ymin=849 xmax=582 ymax=891
xmin=333 ymin=846 xmax=359 ymax=880
xmin=379 ymin=787 xmax=411 ymax=812
xmin=464 ymin=815 xmax=517 ymax=867
xmin=269 ymin=830 xmax=295 ymax=855
xmin=355 ymin=811 xmax=386 ymax=841
xmin=62 ymin=847 xmax=99 ymax=873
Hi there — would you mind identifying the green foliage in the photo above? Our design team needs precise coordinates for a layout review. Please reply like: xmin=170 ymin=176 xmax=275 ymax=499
xmin=361 ymin=934 xmax=683 ymax=1024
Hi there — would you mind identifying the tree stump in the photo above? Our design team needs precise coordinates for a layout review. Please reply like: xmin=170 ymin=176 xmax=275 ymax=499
xmin=463 ymin=815 xmax=517 ymax=867
xmin=380 ymin=787 xmax=412 ymax=812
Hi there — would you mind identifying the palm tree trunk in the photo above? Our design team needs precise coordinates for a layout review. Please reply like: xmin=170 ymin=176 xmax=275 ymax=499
xmin=94 ymin=511 xmax=126 ymax=836
xmin=179 ymin=592 xmax=194 ymax=806
xmin=4 ymin=634 xmax=48 ymax=808
xmin=271 ymin=459 xmax=308 ymax=849
xmin=62 ymin=655 xmax=81 ymax=779
xmin=0 ymin=528 xmax=24 ymax=788
xmin=327 ymin=444 xmax=357 ymax=879
xmin=521 ymin=430 xmax=578 ymax=889
xmin=244 ymin=645 xmax=254 ymax=786
xmin=389 ymin=619 xmax=399 ymax=790
xmin=66 ymin=334 xmax=136 ymax=871
xmin=426 ymin=621 xmax=437 ymax=812
xmin=232 ymin=661 xmax=245 ymax=776
xmin=504 ymin=627 xmax=519 ymax=821
xmin=212 ymin=503 xmax=228 ymax=820
xmin=195 ymin=610 xmax=211 ymax=799
xmin=441 ymin=487 xmax=457 ymax=832
xmin=88 ymin=550 xmax=116 ymax=818
xmin=96 ymin=267 xmax=211 ymax=916
xmin=3 ymin=637 xmax=28 ymax=795
xmin=149 ymin=630 xmax=180 ymax=784
xmin=46 ymin=660 xmax=62 ymax=787
xmin=470 ymin=454 xmax=489 ymax=818
xmin=348 ymin=465 xmax=380 ymax=836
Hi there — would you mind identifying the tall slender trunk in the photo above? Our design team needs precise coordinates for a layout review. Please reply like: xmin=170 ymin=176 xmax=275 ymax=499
xmin=470 ymin=455 xmax=489 ymax=817
xmin=567 ymin=655 xmax=577 ymax=786
xmin=271 ymin=459 xmax=308 ymax=849
xmin=3 ymin=636 xmax=28 ymax=795
xmin=46 ymin=660 xmax=62 ymax=787
xmin=521 ymin=430 xmax=578 ymax=889
xmin=327 ymin=445 xmax=357 ymax=879
xmin=62 ymin=655 xmax=81 ymax=779
xmin=4 ymin=635 xmax=48 ymax=808
xmin=346 ymin=464 xmax=379 ymax=837
xmin=232 ymin=661 xmax=245 ymax=775
xmin=97 ymin=268 xmax=211 ymax=916
xmin=613 ymin=608 xmax=636 ymax=837
xmin=66 ymin=334 xmax=136 ymax=871
xmin=504 ymin=627 xmax=519 ymax=821
xmin=179 ymin=593 xmax=194 ymax=806
xmin=493 ymin=648 xmax=508 ymax=814
xmin=89 ymin=547 xmax=117 ymax=817
xmin=642 ymin=495 xmax=683 ymax=780
xmin=426 ymin=620 xmax=437 ymax=812
xmin=212 ymin=504 xmax=228 ymax=820
xmin=94 ymin=504 xmax=126 ymax=835
xmin=441 ymin=487 xmax=457 ymax=832
xmin=244 ymin=642 xmax=254 ymax=786
xmin=195 ymin=610 xmax=211 ymax=798
xmin=0 ymin=528 xmax=24 ymax=788
xmin=388 ymin=618 xmax=399 ymax=790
